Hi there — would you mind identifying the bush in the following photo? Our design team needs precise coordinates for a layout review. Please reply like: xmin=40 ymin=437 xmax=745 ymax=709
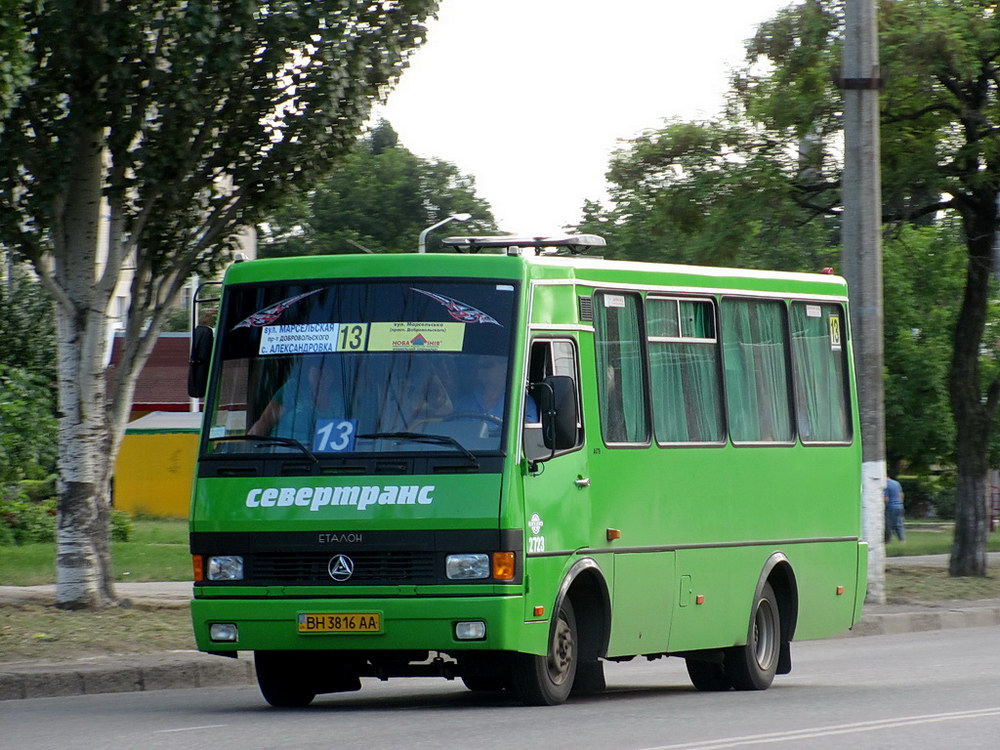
xmin=900 ymin=473 xmax=956 ymax=519
xmin=111 ymin=510 xmax=133 ymax=542
xmin=0 ymin=489 xmax=132 ymax=545
xmin=0 ymin=491 xmax=57 ymax=545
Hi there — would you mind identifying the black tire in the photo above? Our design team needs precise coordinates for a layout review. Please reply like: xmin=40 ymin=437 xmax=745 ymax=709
xmin=685 ymin=657 xmax=732 ymax=691
xmin=724 ymin=581 xmax=781 ymax=691
xmin=254 ymin=651 xmax=316 ymax=708
xmin=572 ymin=659 xmax=606 ymax=695
xmin=461 ymin=674 xmax=507 ymax=692
xmin=511 ymin=598 xmax=578 ymax=705
xmin=458 ymin=652 xmax=510 ymax=692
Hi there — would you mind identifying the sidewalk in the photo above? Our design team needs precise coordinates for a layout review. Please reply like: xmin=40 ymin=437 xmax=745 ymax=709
xmin=2 ymin=556 xmax=998 ymax=701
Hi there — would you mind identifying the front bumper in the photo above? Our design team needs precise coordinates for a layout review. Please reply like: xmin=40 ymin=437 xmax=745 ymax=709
xmin=191 ymin=593 xmax=544 ymax=654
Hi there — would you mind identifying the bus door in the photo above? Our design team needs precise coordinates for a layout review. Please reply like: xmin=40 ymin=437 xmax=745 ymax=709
xmin=521 ymin=338 xmax=590 ymax=614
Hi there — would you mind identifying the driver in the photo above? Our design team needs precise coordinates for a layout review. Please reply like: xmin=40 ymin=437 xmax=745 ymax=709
xmin=454 ymin=355 xmax=507 ymax=420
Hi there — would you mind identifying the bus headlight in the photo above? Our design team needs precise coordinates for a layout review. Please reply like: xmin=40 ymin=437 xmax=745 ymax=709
xmin=446 ymin=554 xmax=490 ymax=580
xmin=207 ymin=555 xmax=244 ymax=581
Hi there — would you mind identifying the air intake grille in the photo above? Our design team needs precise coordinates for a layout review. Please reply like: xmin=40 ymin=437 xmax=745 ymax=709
xmin=578 ymin=296 xmax=594 ymax=321
xmin=248 ymin=551 xmax=437 ymax=585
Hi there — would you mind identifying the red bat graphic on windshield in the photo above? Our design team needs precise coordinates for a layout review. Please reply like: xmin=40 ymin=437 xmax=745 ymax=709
xmin=412 ymin=288 xmax=501 ymax=326
xmin=233 ymin=289 xmax=322 ymax=329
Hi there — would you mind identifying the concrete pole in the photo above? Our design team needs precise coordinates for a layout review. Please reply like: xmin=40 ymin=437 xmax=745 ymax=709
xmin=841 ymin=0 xmax=886 ymax=603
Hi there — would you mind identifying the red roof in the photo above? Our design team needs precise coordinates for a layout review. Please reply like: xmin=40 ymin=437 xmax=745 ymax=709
xmin=109 ymin=333 xmax=192 ymax=413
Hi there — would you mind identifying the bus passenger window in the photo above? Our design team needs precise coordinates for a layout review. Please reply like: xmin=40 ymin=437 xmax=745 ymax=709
xmin=594 ymin=292 xmax=649 ymax=445
xmin=790 ymin=302 xmax=851 ymax=443
xmin=721 ymin=298 xmax=793 ymax=443
xmin=646 ymin=297 xmax=725 ymax=444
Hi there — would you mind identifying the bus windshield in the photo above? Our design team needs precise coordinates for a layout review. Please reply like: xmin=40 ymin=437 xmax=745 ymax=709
xmin=205 ymin=280 xmax=518 ymax=456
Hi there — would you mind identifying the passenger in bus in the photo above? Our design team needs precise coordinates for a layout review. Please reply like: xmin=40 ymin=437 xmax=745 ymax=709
xmin=399 ymin=362 xmax=454 ymax=428
xmin=247 ymin=359 xmax=344 ymax=441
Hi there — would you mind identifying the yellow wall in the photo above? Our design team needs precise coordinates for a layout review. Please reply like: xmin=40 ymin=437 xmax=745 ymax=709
xmin=113 ymin=431 xmax=199 ymax=518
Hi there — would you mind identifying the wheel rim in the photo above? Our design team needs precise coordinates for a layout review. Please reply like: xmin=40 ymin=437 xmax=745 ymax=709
xmin=546 ymin=612 xmax=575 ymax=686
xmin=752 ymin=597 xmax=779 ymax=670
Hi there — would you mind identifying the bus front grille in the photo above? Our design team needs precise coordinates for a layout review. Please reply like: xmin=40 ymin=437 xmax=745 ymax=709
xmin=247 ymin=551 xmax=437 ymax=585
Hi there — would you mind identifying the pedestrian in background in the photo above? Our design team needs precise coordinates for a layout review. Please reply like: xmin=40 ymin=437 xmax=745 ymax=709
xmin=884 ymin=475 xmax=905 ymax=543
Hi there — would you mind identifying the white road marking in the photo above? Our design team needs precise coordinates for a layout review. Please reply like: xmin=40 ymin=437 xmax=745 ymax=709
xmin=153 ymin=724 xmax=228 ymax=734
xmin=640 ymin=707 xmax=1000 ymax=750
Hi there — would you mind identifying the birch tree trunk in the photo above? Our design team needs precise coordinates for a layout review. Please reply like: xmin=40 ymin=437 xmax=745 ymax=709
xmin=51 ymin=129 xmax=118 ymax=609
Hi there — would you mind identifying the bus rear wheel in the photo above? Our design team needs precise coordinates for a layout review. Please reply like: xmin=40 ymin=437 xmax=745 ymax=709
xmin=724 ymin=581 xmax=781 ymax=690
xmin=254 ymin=651 xmax=316 ymax=708
xmin=511 ymin=599 xmax=578 ymax=706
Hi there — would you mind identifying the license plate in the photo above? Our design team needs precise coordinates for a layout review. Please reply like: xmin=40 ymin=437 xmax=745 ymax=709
xmin=297 ymin=612 xmax=382 ymax=634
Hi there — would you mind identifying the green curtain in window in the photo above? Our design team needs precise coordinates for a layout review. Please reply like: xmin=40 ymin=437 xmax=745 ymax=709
xmin=650 ymin=342 xmax=724 ymax=442
xmin=722 ymin=299 xmax=792 ymax=442
xmin=595 ymin=294 xmax=649 ymax=443
xmin=790 ymin=304 xmax=850 ymax=442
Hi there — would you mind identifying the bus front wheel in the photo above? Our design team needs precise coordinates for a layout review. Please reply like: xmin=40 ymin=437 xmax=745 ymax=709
xmin=685 ymin=657 xmax=731 ymax=691
xmin=511 ymin=599 xmax=578 ymax=706
xmin=724 ymin=581 xmax=781 ymax=690
xmin=254 ymin=651 xmax=316 ymax=707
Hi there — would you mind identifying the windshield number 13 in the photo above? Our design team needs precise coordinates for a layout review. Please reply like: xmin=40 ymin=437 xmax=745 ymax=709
xmin=337 ymin=323 xmax=368 ymax=351
xmin=313 ymin=419 xmax=358 ymax=452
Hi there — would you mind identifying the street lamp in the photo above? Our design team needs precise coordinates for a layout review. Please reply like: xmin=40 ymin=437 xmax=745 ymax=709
xmin=418 ymin=213 xmax=472 ymax=253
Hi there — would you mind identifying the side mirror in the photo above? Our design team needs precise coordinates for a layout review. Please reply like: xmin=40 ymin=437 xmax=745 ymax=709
xmin=532 ymin=375 xmax=578 ymax=451
xmin=187 ymin=325 xmax=214 ymax=398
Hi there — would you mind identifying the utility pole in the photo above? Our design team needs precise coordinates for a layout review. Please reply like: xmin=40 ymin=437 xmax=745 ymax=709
xmin=841 ymin=0 xmax=885 ymax=603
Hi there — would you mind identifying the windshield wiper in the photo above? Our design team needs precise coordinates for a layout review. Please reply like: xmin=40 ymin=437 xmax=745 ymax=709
xmin=209 ymin=435 xmax=319 ymax=464
xmin=357 ymin=431 xmax=479 ymax=468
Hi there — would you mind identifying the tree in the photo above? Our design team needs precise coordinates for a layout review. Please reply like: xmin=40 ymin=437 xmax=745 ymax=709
xmin=882 ymin=222 xmax=964 ymax=477
xmin=0 ymin=262 xmax=56 ymax=381
xmin=259 ymin=120 xmax=497 ymax=256
xmin=580 ymin=0 xmax=1000 ymax=575
xmin=575 ymin=118 xmax=840 ymax=272
xmin=0 ymin=0 xmax=31 ymax=125
xmin=0 ymin=0 xmax=438 ymax=608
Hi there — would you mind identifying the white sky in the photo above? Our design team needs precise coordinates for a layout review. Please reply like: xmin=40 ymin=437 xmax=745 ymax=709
xmin=377 ymin=0 xmax=792 ymax=236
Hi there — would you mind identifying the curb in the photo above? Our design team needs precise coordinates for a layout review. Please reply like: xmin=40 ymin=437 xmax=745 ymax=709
xmin=843 ymin=601 xmax=1000 ymax=637
xmin=0 ymin=651 xmax=256 ymax=701
xmin=2 ymin=601 xmax=998 ymax=701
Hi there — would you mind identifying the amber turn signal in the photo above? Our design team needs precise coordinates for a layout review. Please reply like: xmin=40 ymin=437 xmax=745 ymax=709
xmin=192 ymin=555 xmax=204 ymax=582
xmin=492 ymin=551 xmax=515 ymax=580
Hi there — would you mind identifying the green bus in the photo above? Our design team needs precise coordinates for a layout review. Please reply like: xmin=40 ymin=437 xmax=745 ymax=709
xmin=187 ymin=235 xmax=867 ymax=707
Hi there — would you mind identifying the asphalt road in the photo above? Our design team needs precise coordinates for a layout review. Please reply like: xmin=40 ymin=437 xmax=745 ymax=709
xmin=2 ymin=626 xmax=998 ymax=750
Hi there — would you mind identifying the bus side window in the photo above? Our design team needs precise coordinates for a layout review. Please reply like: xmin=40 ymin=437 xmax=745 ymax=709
xmin=594 ymin=291 xmax=650 ymax=445
xmin=524 ymin=339 xmax=583 ymax=461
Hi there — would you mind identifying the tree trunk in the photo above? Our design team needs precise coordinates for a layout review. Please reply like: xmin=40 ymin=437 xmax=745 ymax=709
xmin=948 ymin=205 xmax=995 ymax=577
xmin=52 ymin=128 xmax=118 ymax=609
xmin=950 ymin=446 xmax=988 ymax=577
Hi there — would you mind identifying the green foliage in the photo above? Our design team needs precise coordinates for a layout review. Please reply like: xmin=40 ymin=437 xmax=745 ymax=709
xmin=899 ymin=473 xmax=957 ymax=520
xmin=1 ymin=1 xmax=440 ymax=274
xmin=0 ymin=493 xmax=56 ymax=545
xmin=0 ymin=488 xmax=132 ymax=545
xmin=0 ymin=366 xmax=57 ymax=485
xmin=883 ymin=223 xmax=966 ymax=473
xmin=0 ymin=264 xmax=56 ymax=379
xmin=259 ymin=120 xmax=498 ymax=256
xmin=576 ymin=118 xmax=840 ymax=271
xmin=111 ymin=510 xmax=133 ymax=542
xmin=0 ymin=0 xmax=34 ymax=125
